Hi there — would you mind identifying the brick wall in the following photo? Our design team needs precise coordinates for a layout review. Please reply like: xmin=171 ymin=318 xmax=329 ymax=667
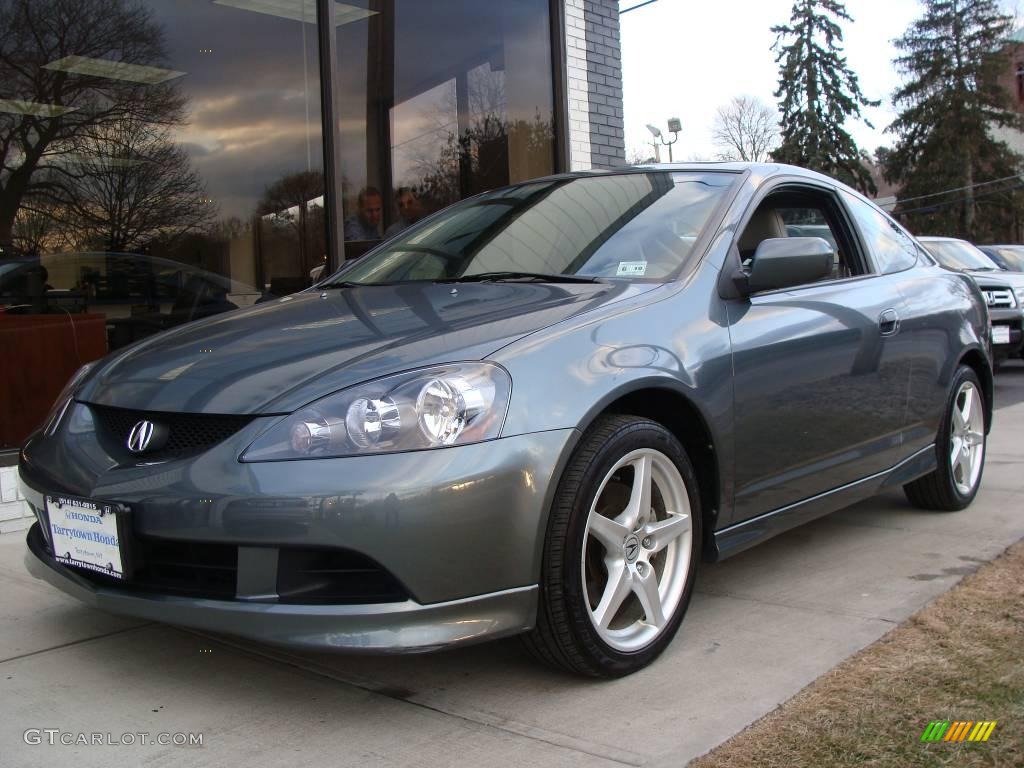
xmin=0 ymin=464 xmax=32 ymax=534
xmin=996 ymin=41 xmax=1024 ymax=115
xmin=564 ymin=0 xmax=626 ymax=170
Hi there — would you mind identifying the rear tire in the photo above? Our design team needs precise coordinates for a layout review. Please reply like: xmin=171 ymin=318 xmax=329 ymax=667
xmin=523 ymin=415 xmax=702 ymax=677
xmin=903 ymin=366 xmax=986 ymax=511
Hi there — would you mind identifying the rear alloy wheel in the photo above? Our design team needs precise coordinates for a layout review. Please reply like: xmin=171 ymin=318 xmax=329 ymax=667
xmin=523 ymin=415 xmax=701 ymax=677
xmin=904 ymin=366 xmax=986 ymax=511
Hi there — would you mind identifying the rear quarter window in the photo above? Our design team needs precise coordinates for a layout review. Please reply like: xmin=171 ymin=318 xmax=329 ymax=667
xmin=841 ymin=191 xmax=919 ymax=274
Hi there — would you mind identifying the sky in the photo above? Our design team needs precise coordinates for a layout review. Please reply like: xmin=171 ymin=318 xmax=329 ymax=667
xmin=620 ymin=0 xmax=1022 ymax=163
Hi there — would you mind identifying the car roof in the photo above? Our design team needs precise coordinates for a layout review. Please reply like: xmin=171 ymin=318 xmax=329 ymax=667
xmin=528 ymin=161 xmax=859 ymax=190
xmin=916 ymin=236 xmax=967 ymax=243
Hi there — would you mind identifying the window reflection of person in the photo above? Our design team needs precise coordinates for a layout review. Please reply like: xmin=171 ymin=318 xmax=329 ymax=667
xmin=384 ymin=187 xmax=424 ymax=237
xmin=343 ymin=186 xmax=383 ymax=241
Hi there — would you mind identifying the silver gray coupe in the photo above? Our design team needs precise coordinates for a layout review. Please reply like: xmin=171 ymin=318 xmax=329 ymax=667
xmin=21 ymin=163 xmax=993 ymax=676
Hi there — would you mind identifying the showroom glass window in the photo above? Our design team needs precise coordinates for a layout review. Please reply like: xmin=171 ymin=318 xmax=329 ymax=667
xmin=335 ymin=0 xmax=557 ymax=259
xmin=0 ymin=0 xmax=325 ymax=449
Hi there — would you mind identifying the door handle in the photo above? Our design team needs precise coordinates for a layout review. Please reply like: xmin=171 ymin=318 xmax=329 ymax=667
xmin=879 ymin=308 xmax=900 ymax=336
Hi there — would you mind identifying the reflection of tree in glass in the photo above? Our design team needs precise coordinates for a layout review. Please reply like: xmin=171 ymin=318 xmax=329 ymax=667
xmin=208 ymin=216 xmax=249 ymax=244
xmin=54 ymin=115 xmax=212 ymax=252
xmin=12 ymin=197 xmax=75 ymax=255
xmin=402 ymin=66 xmax=553 ymax=214
xmin=257 ymin=170 xmax=326 ymax=277
xmin=411 ymin=111 xmax=553 ymax=213
xmin=0 ymin=0 xmax=188 ymax=247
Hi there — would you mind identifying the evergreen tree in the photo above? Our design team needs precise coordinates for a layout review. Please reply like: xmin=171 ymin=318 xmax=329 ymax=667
xmin=771 ymin=0 xmax=878 ymax=193
xmin=887 ymin=0 xmax=1023 ymax=240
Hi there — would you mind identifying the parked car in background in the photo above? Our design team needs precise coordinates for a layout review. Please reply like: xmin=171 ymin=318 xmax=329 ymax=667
xmin=21 ymin=164 xmax=994 ymax=677
xmin=918 ymin=236 xmax=1024 ymax=363
xmin=0 ymin=251 xmax=266 ymax=346
xmin=0 ymin=257 xmax=49 ymax=304
xmin=1 ymin=251 xmax=276 ymax=449
xmin=978 ymin=244 xmax=1024 ymax=273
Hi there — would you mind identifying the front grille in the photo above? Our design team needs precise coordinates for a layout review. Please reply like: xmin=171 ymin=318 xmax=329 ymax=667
xmin=89 ymin=404 xmax=253 ymax=461
xmin=277 ymin=547 xmax=409 ymax=604
xmin=982 ymin=288 xmax=1015 ymax=309
xmin=38 ymin=526 xmax=239 ymax=600
xmin=34 ymin=521 xmax=409 ymax=605
xmin=132 ymin=537 xmax=238 ymax=598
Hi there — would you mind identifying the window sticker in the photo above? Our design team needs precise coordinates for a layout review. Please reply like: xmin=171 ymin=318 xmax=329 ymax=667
xmin=616 ymin=261 xmax=647 ymax=277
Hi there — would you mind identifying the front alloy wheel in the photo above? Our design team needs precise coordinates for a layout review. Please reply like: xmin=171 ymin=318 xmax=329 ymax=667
xmin=582 ymin=448 xmax=692 ymax=652
xmin=524 ymin=415 xmax=701 ymax=677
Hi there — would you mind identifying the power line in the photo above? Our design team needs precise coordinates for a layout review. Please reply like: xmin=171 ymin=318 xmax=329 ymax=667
xmin=621 ymin=0 xmax=659 ymax=14
xmin=895 ymin=179 xmax=1024 ymax=216
xmin=890 ymin=174 xmax=1024 ymax=206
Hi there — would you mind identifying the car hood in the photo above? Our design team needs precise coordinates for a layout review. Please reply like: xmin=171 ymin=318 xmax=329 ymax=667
xmin=965 ymin=268 xmax=1024 ymax=291
xmin=78 ymin=281 xmax=645 ymax=414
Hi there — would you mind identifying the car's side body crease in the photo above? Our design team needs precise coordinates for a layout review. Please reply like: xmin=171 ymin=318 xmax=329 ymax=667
xmin=712 ymin=442 xmax=938 ymax=561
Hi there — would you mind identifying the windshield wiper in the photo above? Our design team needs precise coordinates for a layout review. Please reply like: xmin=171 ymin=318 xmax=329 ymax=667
xmin=317 ymin=280 xmax=360 ymax=289
xmin=436 ymin=271 xmax=606 ymax=284
xmin=318 ymin=279 xmax=399 ymax=289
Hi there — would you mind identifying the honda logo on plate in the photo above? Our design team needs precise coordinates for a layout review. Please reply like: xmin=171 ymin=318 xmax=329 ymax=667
xmin=127 ymin=420 xmax=166 ymax=453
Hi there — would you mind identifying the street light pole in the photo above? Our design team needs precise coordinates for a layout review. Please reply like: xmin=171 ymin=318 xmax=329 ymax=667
xmin=646 ymin=118 xmax=681 ymax=162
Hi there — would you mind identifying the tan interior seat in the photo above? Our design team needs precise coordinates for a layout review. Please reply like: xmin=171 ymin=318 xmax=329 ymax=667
xmin=737 ymin=208 xmax=786 ymax=255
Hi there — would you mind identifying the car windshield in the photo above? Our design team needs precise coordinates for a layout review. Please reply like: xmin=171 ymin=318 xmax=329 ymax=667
xmin=324 ymin=172 xmax=737 ymax=285
xmin=923 ymin=240 xmax=1000 ymax=271
xmin=0 ymin=262 xmax=27 ymax=281
xmin=986 ymin=246 xmax=1024 ymax=271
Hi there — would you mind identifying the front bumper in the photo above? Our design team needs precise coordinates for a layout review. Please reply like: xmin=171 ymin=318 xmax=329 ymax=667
xmin=25 ymin=524 xmax=537 ymax=652
xmin=19 ymin=416 xmax=579 ymax=651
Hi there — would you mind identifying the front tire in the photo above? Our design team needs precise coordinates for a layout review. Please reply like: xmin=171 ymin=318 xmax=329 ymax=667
xmin=903 ymin=365 xmax=987 ymax=511
xmin=523 ymin=415 xmax=702 ymax=677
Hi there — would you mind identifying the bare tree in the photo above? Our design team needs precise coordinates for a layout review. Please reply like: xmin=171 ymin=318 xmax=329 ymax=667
xmin=59 ymin=115 xmax=212 ymax=252
xmin=711 ymin=96 xmax=779 ymax=162
xmin=0 ymin=0 xmax=187 ymax=245
xmin=257 ymin=170 xmax=325 ymax=276
xmin=11 ymin=194 xmax=75 ymax=254
xmin=626 ymin=149 xmax=657 ymax=165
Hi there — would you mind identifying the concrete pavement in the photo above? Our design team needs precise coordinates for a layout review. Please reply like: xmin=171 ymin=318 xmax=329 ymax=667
xmin=2 ymin=362 xmax=1023 ymax=767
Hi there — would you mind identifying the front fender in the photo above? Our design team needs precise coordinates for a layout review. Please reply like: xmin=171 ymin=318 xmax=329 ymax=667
xmin=489 ymin=261 xmax=735 ymax=524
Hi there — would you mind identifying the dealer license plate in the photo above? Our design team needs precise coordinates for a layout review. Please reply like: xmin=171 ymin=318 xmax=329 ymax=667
xmin=992 ymin=325 xmax=1011 ymax=345
xmin=46 ymin=495 xmax=125 ymax=579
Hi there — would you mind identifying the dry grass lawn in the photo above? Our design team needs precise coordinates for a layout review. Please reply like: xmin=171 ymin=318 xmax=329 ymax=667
xmin=692 ymin=539 xmax=1024 ymax=767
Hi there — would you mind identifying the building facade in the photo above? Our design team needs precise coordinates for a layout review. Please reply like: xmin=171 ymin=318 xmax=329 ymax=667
xmin=992 ymin=28 xmax=1024 ymax=158
xmin=0 ymin=0 xmax=625 ymax=531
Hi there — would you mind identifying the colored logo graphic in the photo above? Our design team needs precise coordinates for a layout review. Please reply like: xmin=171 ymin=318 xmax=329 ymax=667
xmin=920 ymin=721 xmax=996 ymax=742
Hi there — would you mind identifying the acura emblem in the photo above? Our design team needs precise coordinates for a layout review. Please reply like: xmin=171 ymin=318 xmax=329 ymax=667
xmin=624 ymin=535 xmax=640 ymax=563
xmin=127 ymin=420 xmax=156 ymax=453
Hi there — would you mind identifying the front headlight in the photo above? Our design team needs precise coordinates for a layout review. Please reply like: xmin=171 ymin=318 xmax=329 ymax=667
xmin=43 ymin=361 xmax=97 ymax=436
xmin=241 ymin=362 xmax=511 ymax=461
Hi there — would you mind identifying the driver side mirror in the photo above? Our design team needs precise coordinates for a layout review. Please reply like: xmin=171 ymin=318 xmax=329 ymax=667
xmin=742 ymin=237 xmax=834 ymax=294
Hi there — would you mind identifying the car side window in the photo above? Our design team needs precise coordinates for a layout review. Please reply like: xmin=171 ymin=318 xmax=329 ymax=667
xmin=736 ymin=192 xmax=860 ymax=283
xmin=841 ymin=191 xmax=919 ymax=274
xmin=776 ymin=207 xmax=849 ymax=280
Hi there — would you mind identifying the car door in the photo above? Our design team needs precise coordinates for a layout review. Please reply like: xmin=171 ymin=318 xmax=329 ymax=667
xmin=838 ymin=191 xmax=969 ymax=457
xmin=724 ymin=183 xmax=912 ymax=525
